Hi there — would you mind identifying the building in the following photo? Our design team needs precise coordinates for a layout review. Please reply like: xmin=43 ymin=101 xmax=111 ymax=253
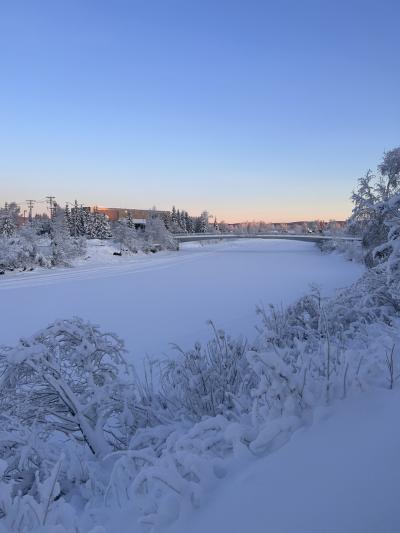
xmin=91 ymin=207 xmax=169 ymax=225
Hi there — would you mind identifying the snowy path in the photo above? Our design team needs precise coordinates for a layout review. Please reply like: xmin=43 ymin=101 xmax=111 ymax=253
xmin=164 ymin=390 xmax=400 ymax=533
xmin=0 ymin=239 xmax=363 ymax=364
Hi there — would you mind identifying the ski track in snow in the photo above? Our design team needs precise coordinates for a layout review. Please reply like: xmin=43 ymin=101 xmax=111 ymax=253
xmin=0 ymin=251 xmax=204 ymax=290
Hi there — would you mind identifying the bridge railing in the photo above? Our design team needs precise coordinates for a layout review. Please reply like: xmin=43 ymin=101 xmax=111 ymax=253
xmin=174 ymin=233 xmax=361 ymax=243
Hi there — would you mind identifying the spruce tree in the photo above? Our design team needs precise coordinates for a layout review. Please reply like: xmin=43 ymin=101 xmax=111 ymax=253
xmin=87 ymin=211 xmax=112 ymax=239
xmin=180 ymin=211 xmax=187 ymax=232
xmin=70 ymin=200 xmax=80 ymax=237
xmin=78 ymin=206 xmax=88 ymax=236
xmin=126 ymin=211 xmax=136 ymax=229
xmin=64 ymin=204 xmax=72 ymax=235
xmin=199 ymin=211 xmax=209 ymax=233
xmin=0 ymin=202 xmax=19 ymax=237
xmin=185 ymin=211 xmax=194 ymax=233
xmin=162 ymin=211 xmax=172 ymax=230
xmin=171 ymin=206 xmax=177 ymax=225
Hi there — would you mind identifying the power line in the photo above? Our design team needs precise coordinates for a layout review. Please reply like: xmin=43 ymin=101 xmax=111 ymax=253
xmin=46 ymin=196 xmax=56 ymax=219
xmin=26 ymin=200 xmax=35 ymax=222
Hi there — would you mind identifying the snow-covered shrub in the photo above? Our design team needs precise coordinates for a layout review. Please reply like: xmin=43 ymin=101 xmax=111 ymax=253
xmin=317 ymin=238 xmax=363 ymax=263
xmin=0 ymin=319 xmax=143 ymax=460
xmin=160 ymin=323 xmax=253 ymax=419
xmin=0 ymin=225 xmax=49 ymax=271
xmin=0 ymin=208 xmax=86 ymax=272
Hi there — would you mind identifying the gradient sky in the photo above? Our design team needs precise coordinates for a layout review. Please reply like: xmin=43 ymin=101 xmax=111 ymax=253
xmin=1 ymin=0 xmax=399 ymax=222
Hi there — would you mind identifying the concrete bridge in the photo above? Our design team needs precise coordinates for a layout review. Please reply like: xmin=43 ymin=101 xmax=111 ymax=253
xmin=175 ymin=233 xmax=361 ymax=244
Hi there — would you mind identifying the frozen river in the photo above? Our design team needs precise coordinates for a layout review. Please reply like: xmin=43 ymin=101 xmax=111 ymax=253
xmin=0 ymin=239 xmax=363 ymax=364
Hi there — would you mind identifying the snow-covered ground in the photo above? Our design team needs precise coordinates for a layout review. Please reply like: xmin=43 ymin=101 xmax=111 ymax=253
xmin=101 ymin=389 xmax=400 ymax=533
xmin=0 ymin=239 xmax=363 ymax=365
xmin=2 ymin=238 xmax=398 ymax=533
xmin=161 ymin=389 xmax=400 ymax=533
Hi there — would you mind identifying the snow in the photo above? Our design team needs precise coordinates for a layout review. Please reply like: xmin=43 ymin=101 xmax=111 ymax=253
xmin=0 ymin=239 xmax=363 ymax=365
xmin=161 ymin=389 xmax=400 ymax=533
xmin=1 ymin=238 xmax=398 ymax=533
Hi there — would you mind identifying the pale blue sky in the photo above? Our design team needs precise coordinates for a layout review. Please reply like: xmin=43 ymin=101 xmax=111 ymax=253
xmin=1 ymin=0 xmax=399 ymax=221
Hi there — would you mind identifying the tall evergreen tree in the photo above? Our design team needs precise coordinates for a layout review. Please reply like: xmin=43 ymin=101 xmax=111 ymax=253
xmin=126 ymin=211 xmax=136 ymax=229
xmin=87 ymin=210 xmax=112 ymax=239
xmin=185 ymin=211 xmax=194 ymax=233
xmin=162 ymin=211 xmax=172 ymax=230
xmin=70 ymin=200 xmax=80 ymax=237
xmin=64 ymin=204 xmax=72 ymax=235
xmin=171 ymin=206 xmax=178 ymax=225
xmin=180 ymin=211 xmax=187 ymax=232
xmin=79 ymin=206 xmax=89 ymax=236
xmin=198 ymin=211 xmax=209 ymax=233
xmin=0 ymin=202 xmax=19 ymax=237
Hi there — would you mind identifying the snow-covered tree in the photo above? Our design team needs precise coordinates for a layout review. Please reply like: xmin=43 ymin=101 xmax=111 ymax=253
xmin=49 ymin=207 xmax=86 ymax=265
xmin=64 ymin=203 xmax=72 ymax=232
xmin=171 ymin=206 xmax=177 ymax=226
xmin=162 ymin=211 xmax=172 ymax=230
xmin=87 ymin=210 xmax=112 ymax=239
xmin=169 ymin=206 xmax=183 ymax=233
xmin=197 ymin=211 xmax=209 ymax=233
xmin=113 ymin=218 xmax=138 ymax=253
xmin=126 ymin=210 xmax=136 ymax=229
xmin=348 ymin=148 xmax=400 ymax=266
xmin=377 ymin=146 xmax=400 ymax=200
xmin=144 ymin=211 xmax=178 ymax=250
xmin=348 ymin=170 xmax=378 ymax=235
xmin=178 ymin=209 xmax=187 ymax=232
xmin=69 ymin=201 xmax=87 ymax=237
xmin=0 ymin=202 xmax=19 ymax=237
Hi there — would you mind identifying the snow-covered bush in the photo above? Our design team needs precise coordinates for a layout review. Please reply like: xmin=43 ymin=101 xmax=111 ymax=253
xmin=0 ymin=318 xmax=141 ymax=460
xmin=0 ymin=225 xmax=49 ymax=271
xmin=317 ymin=238 xmax=363 ymax=263
xmin=160 ymin=323 xmax=253 ymax=419
xmin=0 ymin=207 xmax=87 ymax=272
xmin=0 ymin=318 xmax=161 ymax=531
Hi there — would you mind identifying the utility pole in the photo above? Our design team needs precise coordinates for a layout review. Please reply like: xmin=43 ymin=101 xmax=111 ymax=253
xmin=26 ymin=200 xmax=35 ymax=222
xmin=46 ymin=196 xmax=56 ymax=220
